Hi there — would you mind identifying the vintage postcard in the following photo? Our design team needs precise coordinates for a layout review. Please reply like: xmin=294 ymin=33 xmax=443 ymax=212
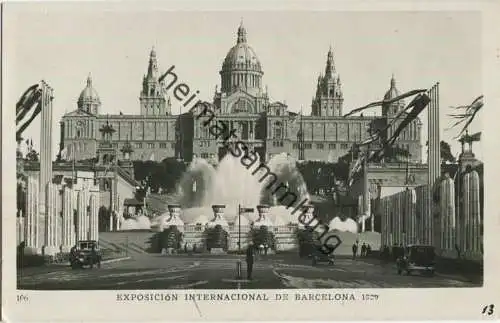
xmin=2 ymin=0 xmax=500 ymax=321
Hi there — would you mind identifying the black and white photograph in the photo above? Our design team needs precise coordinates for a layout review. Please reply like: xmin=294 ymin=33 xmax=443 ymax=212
xmin=3 ymin=1 xmax=500 ymax=321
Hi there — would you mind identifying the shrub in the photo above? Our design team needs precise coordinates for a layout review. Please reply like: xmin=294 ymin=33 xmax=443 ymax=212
xmin=206 ymin=225 xmax=229 ymax=250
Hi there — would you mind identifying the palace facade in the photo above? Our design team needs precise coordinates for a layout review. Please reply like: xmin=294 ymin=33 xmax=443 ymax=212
xmin=59 ymin=23 xmax=423 ymax=165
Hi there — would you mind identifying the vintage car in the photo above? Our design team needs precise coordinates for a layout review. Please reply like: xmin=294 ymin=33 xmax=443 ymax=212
xmin=396 ymin=245 xmax=436 ymax=276
xmin=310 ymin=246 xmax=335 ymax=266
xmin=69 ymin=240 xmax=102 ymax=269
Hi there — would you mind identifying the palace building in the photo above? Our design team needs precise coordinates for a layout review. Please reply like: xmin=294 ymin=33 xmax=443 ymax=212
xmin=59 ymin=22 xmax=423 ymax=165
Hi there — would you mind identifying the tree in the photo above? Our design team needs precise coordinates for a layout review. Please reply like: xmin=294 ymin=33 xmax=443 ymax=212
xmin=440 ymin=140 xmax=456 ymax=163
xmin=252 ymin=225 xmax=276 ymax=250
xmin=161 ymin=225 xmax=183 ymax=250
xmin=206 ymin=225 xmax=228 ymax=250
xmin=383 ymin=146 xmax=410 ymax=163
xmin=296 ymin=227 xmax=314 ymax=258
xmin=132 ymin=158 xmax=187 ymax=193
xmin=25 ymin=149 xmax=39 ymax=162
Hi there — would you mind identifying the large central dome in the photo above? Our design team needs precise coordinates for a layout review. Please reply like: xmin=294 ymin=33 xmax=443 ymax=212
xmin=222 ymin=23 xmax=262 ymax=73
xmin=220 ymin=22 xmax=264 ymax=94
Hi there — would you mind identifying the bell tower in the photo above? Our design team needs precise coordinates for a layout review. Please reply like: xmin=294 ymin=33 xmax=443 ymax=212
xmin=311 ymin=47 xmax=343 ymax=117
xmin=140 ymin=47 xmax=171 ymax=116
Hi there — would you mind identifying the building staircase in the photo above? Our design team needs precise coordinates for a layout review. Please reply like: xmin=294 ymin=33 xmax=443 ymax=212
xmin=99 ymin=231 xmax=157 ymax=255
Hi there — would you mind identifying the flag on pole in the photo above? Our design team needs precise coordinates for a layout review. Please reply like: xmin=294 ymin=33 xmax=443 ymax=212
xmin=366 ymin=93 xmax=431 ymax=162
xmin=16 ymin=84 xmax=40 ymax=115
xmin=16 ymin=83 xmax=43 ymax=139
xmin=448 ymin=95 xmax=484 ymax=137
xmin=469 ymin=131 xmax=481 ymax=142
xmin=343 ymin=88 xmax=428 ymax=117
xmin=385 ymin=93 xmax=431 ymax=147
xmin=459 ymin=131 xmax=482 ymax=144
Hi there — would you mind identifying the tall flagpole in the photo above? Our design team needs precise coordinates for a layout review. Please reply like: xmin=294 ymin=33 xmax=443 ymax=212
xmin=238 ymin=204 xmax=241 ymax=252
xmin=298 ymin=107 xmax=305 ymax=161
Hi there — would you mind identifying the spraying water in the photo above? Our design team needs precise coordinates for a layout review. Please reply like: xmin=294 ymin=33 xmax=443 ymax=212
xmin=121 ymin=152 xmax=315 ymax=229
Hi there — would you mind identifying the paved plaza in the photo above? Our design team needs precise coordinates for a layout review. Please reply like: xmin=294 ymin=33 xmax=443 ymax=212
xmin=17 ymin=253 xmax=481 ymax=290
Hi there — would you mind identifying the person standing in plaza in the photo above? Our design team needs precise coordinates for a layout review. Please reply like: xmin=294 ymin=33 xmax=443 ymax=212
xmin=246 ymin=242 xmax=255 ymax=280
xmin=352 ymin=243 xmax=358 ymax=260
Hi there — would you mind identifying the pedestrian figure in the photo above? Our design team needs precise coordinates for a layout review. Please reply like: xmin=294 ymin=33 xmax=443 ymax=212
xmin=361 ymin=243 xmax=367 ymax=257
xmin=258 ymin=244 xmax=264 ymax=256
xmin=455 ymin=243 xmax=461 ymax=259
xmin=246 ymin=243 xmax=255 ymax=280
xmin=193 ymin=243 xmax=197 ymax=253
xmin=90 ymin=244 xmax=100 ymax=268
xmin=264 ymin=243 xmax=268 ymax=256
xmin=366 ymin=244 xmax=372 ymax=256
xmin=383 ymin=245 xmax=390 ymax=262
xmin=352 ymin=243 xmax=358 ymax=260
xmin=184 ymin=243 xmax=188 ymax=254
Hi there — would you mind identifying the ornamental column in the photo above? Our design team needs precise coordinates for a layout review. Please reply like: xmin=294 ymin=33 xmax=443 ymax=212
xmin=24 ymin=176 xmax=41 ymax=255
xmin=468 ymin=170 xmax=481 ymax=258
xmin=43 ymin=182 xmax=59 ymax=255
xmin=61 ymin=186 xmax=75 ymax=252
xmin=76 ymin=189 xmax=88 ymax=241
xmin=427 ymin=83 xmax=441 ymax=246
xmin=39 ymin=81 xmax=54 ymax=248
xmin=89 ymin=193 xmax=99 ymax=241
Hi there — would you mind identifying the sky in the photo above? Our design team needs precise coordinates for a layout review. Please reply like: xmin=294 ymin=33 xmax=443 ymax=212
xmin=4 ymin=5 xmax=483 ymax=162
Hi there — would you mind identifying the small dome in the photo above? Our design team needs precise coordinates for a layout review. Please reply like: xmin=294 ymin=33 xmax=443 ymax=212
xmin=78 ymin=74 xmax=101 ymax=107
xmin=221 ymin=22 xmax=263 ymax=74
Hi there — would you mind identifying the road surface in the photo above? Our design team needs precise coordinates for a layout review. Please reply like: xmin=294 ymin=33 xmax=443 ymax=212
xmin=17 ymin=254 xmax=481 ymax=290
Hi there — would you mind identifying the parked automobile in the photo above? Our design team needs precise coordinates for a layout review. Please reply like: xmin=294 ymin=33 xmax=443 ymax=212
xmin=310 ymin=247 xmax=335 ymax=266
xmin=69 ymin=240 xmax=102 ymax=269
xmin=396 ymin=245 xmax=436 ymax=276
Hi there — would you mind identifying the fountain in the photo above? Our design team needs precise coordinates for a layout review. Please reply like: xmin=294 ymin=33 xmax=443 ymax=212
xmin=177 ymin=157 xmax=217 ymax=209
xmin=169 ymin=151 xmax=312 ymax=226
xmin=122 ymin=152 xmax=312 ymax=230
xmin=122 ymin=152 xmax=336 ymax=235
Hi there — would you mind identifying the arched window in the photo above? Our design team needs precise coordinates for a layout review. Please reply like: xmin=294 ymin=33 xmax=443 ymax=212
xmin=273 ymin=121 xmax=282 ymax=139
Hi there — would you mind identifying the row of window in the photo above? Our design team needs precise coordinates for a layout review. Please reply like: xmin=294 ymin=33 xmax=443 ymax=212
xmin=134 ymin=142 xmax=176 ymax=149
xmin=292 ymin=143 xmax=350 ymax=150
